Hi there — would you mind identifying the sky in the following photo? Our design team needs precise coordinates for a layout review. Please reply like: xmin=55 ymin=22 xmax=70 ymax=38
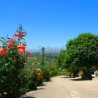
xmin=0 ymin=0 xmax=98 ymax=52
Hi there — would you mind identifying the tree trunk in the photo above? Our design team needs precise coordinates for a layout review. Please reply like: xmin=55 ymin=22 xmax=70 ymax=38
xmin=82 ymin=68 xmax=92 ymax=80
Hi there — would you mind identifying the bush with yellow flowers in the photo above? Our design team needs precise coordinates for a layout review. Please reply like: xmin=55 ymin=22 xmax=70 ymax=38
xmin=28 ymin=68 xmax=44 ymax=90
xmin=36 ymin=68 xmax=44 ymax=85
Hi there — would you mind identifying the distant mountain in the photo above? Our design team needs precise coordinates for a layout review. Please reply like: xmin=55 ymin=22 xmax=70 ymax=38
xmin=27 ymin=47 xmax=65 ymax=53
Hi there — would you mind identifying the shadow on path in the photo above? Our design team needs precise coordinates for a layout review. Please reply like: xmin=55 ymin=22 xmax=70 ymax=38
xmin=70 ymin=78 xmax=92 ymax=81
xmin=21 ymin=96 xmax=35 ymax=98
xmin=59 ymin=75 xmax=93 ymax=81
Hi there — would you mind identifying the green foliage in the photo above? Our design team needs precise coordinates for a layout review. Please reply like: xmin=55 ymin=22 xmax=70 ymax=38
xmin=0 ymin=25 xmax=29 ymax=98
xmin=27 ymin=53 xmax=58 ymax=67
xmin=49 ymin=65 xmax=58 ymax=76
xmin=25 ymin=67 xmax=44 ymax=90
xmin=57 ymin=50 xmax=67 ymax=68
xmin=41 ymin=67 xmax=51 ymax=81
xmin=26 ymin=52 xmax=58 ymax=77
xmin=28 ymin=69 xmax=38 ymax=90
xmin=66 ymin=33 xmax=98 ymax=69
xmin=57 ymin=69 xmax=70 ymax=76
xmin=22 ymin=52 xmax=59 ymax=92
xmin=57 ymin=32 xmax=98 ymax=78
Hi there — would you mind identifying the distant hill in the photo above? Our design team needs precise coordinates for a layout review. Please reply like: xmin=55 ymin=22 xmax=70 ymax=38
xmin=27 ymin=47 xmax=64 ymax=53
xmin=27 ymin=52 xmax=58 ymax=68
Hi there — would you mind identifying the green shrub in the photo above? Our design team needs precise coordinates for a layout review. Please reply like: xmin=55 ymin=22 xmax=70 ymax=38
xmin=41 ymin=67 xmax=50 ymax=81
xmin=26 ymin=67 xmax=44 ymax=90
xmin=57 ymin=68 xmax=70 ymax=76
xmin=49 ymin=65 xmax=58 ymax=76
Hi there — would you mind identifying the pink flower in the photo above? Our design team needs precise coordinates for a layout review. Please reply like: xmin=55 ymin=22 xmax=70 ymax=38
xmin=17 ymin=44 xmax=26 ymax=54
xmin=9 ymin=38 xmax=14 ymax=43
xmin=14 ymin=32 xmax=19 ymax=37
xmin=17 ymin=44 xmax=25 ymax=49
xmin=18 ymin=48 xmax=25 ymax=54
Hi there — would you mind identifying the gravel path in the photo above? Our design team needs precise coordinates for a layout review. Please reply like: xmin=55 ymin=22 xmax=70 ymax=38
xmin=21 ymin=76 xmax=98 ymax=98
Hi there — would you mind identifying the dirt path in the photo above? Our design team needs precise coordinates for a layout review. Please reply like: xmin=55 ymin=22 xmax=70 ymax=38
xmin=21 ymin=76 xmax=98 ymax=98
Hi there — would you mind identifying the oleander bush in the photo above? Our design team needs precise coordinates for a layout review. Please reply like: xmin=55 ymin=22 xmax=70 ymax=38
xmin=0 ymin=25 xmax=31 ymax=98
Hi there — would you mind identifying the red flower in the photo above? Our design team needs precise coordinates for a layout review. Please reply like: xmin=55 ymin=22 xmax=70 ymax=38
xmin=19 ymin=33 xmax=24 ymax=38
xmin=8 ymin=42 xmax=13 ymax=47
xmin=17 ymin=44 xmax=25 ymax=49
xmin=14 ymin=32 xmax=24 ymax=38
xmin=14 ymin=32 xmax=19 ymax=37
xmin=8 ymin=38 xmax=14 ymax=47
xmin=0 ymin=47 xmax=7 ymax=55
xmin=26 ymin=51 xmax=31 ymax=55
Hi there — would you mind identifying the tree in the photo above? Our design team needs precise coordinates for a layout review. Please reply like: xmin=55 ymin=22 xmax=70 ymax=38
xmin=57 ymin=50 xmax=67 ymax=68
xmin=65 ymin=33 xmax=98 ymax=79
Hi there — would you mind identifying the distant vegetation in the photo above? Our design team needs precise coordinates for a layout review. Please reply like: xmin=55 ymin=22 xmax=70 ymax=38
xmin=26 ymin=53 xmax=58 ymax=68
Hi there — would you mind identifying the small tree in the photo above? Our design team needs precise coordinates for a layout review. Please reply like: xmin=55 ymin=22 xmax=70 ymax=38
xmin=0 ymin=25 xmax=30 ymax=98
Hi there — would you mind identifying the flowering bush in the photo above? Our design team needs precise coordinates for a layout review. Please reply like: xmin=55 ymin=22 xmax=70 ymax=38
xmin=28 ymin=68 xmax=44 ymax=90
xmin=0 ymin=25 xmax=31 ymax=98
xmin=36 ymin=68 xmax=44 ymax=86
xmin=36 ymin=68 xmax=44 ymax=81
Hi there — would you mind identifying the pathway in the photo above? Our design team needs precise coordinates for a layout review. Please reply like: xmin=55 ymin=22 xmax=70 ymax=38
xmin=21 ymin=76 xmax=98 ymax=98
